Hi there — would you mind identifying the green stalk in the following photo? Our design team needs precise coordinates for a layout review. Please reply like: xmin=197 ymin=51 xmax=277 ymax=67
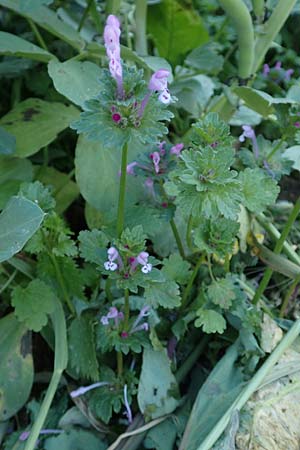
xmin=24 ymin=299 xmax=68 ymax=450
xmin=253 ymin=0 xmax=297 ymax=73
xmin=279 ymin=273 xmax=300 ymax=318
xmin=252 ymin=197 xmax=300 ymax=305
xmin=252 ymin=0 xmax=265 ymax=19
xmin=257 ymin=213 xmax=300 ymax=265
xmin=106 ymin=0 xmax=121 ymax=15
xmin=218 ymin=0 xmax=254 ymax=78
xmin=117 ymin=351 xmax=123 ymax=378
xmin=123 ymin=288 xmax=130 ymax=331
xmin=176 ymin=335 xmax=210 ymax=384
xmin=49 ymin=253 xmax=75 ymax=315
xmin=117 ymin=142 xmax=128 ymax=238
xmin=181 ymin=257 xmax=203 ymax=309
xmin=78 ymin=0 xmax=93 ymax=31
xmin=27 ymin=18 xmax=49 ymax=51
xmin=170 ymin=218 xmax=186 ymax=260
xmin=135 ymin=0 xmax=148 ymax=55
xmin=195 ymin=318 xmax=300 ymax=450
xmin=186 ymin=214 xmax=194 ymax=252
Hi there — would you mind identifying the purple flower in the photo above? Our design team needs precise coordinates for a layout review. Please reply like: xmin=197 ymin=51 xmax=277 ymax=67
xmin=263 ymin=64 xmax=270 ymax=76
xmin=103 ymin=15 xmax=123 ymax=97
xmin=104 ymin=247 xmax=122 ymax=271
xmin=123 ymin=385 xmax=133 ymax=423
xmin=107 ymin=306 xmax=119 ymax=319
xmin=170 ymin=143 xmax=184 ymax=156
xmin=126 ymin=161 xmax=138 ymax=175
xmin=151 ymin=151 xmax=160 ymax=173
xmin=20 ymin=429 xmax=63 ymax=442
xmin=294 ymin=121 xmax=300 ymax=128
xmin=285 ymin=68 xmax=294 ymax=81
xmin=158 ymin=88 xmax=171 ymax=105
xmin=239 ymin=125 xmax=259 ymax=159
xmin=144 ymin=177 xmax=156 ymax=199
xmin=101 ymin=307 xmax=124 ymax=328
xmin=148 ymin=69 xmax=170 ymax=91
xmin=70 ymin=381 xmax=110 ymax=398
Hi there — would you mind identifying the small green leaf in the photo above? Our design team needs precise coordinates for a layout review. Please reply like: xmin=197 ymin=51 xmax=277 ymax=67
xmin=0 ymin=156 xmax=33 ymax=208
xmin=0 ymin=196 xmax=44 ymax=263
xmin=0 ymin=314 xmax=34 ymax=420
xmin=18 ymin=181 xmax=56 ymax=212
xmin=44 ymin=429 xmax=107 ymax=450
xmin=138 ymin=348 xmax=179 ymax=419
xmin=11 ymin=279 xmax=56 ymax=332
xmin=207 ymin=278 xmax=236 ymax=309
xmin=162 ymin=253 xmax=191 ymax=284
xmin=144 ymin=279 xmax=181 ymax=309
xmin=239 ymin=168 xmax=279 ymax=213
xmin=0 ymin=31 xmax=53 ymax=62
xmin=0 ymin=126 xmax=15 ymax=155
xmin=185 ymin=42 xmax=224 ymax=74
xmin=48 ymin=59 xmax=102 ymax=108
xmin=68 ymin=315 xmax=99 ymax=381
xmin=0 ymin=98 xmax=79 ymax=157
xmin=148 ymin=0 xmax=208 ymax=65
xmin=283 ymin=146 xmax=300 ymax=172
xmin=195 ymin=309 xmax=226 ymax=334
xmin=78 ymin=229 xmax=108 ymax=265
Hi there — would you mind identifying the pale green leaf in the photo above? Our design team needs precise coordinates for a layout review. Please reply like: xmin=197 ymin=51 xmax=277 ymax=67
xmin=0 ymin=196 xmax=44 ymax=263
xmin=283 ymin=146 xmax=300 ymax=172
xmin=0 ymin=314 xmax=34 ymax=420
xmin=0 ymin=31 xmax=53 ymax=62
xmin=0 ymin=126 xmax=15 ymax=155
xmin=0 ymin=98 xmax=79 ymax=157
xmin=239 ymin=168 xmax=279 ymax=213
xmin=44 ymin=429 xmax=106 ymax=450
xmin=162 ymin=253 xmax=191 ymax=285
xmin=48 ymin=59 xmax=102 ymax=108
xmin=195 ymin=310 xmax=226 ymax=334
xmin=144 ymin=279 xmax=181 ymax=309
xmin=138 ymin=348 xmax=179 ymax=419
xmin=78 ymin=229 xmax=108 ymax=265
xmin=207 ymin=278 xmax=236 ymax=309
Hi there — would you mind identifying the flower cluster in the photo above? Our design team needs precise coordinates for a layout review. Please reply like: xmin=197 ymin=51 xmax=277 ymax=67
xmin=104 ymin=15 xmax=123 ymax=97
xmin=100 ymin=305 xmax=150 ymax=335
xmin=104 ymin=247 xmax=152 ymax=274
xmin=262 ymin=61 xmax=294 ymax=83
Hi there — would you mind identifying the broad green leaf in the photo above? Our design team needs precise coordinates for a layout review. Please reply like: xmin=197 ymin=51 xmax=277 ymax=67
xmin=34 ymin=166 xmax=79 ymax=214
xmin=207 ymin=278 xmax=236 ymax=309
xmin=0 ymin=0 xmax=85 ymax=51
xmin=283 ymin=146 xmax=300 ymax=171
xmin=138 ymin=348 xmax=179 ymax=419
xmin=194 ymin=310 xmax=226 ymax=334
xmin=0 ymin=31 xmax=53 ymax=62
xmin=0 ymin=98 xmax=79 ymax=157
xmin=148 ymin=0 xmax=208 ymax=65
xmin=144 ymin=279 xmax=181 ymax=309
xmin=19 ymin=0 xmax=53 ymax=12
xmin=11 ymin=279 xmax=56 ymax=332
xmin=48 ymin=60 xmax=102 ymax=108
xmin=0 ymin=156 xmax=33 ymax=209
xmin=179 ymin=342 xmax=244 ymax=450
xmin=75 ymin=136 xmax=141 ymax=218
xmin=144 ymin=418 xmax=177 ymax=450
xmin=234 ymin=87 xmax=295 ymax=118
xmin=185 ymin=42 xmax=224 ymax=74
xmin=162 ymin=253 xmax=191 ymax=285
xmin=0 ymin=314 xmax=34 ymax=420
xmin=0 ymin=196 xmax=44 ymax=263
xmin=44 ymin=429 xmax=107 ymax=450
xmin=78 ymin=229 xmax=108 ymax=265
xmin=68 ymin=315 xmax=99 ymax=381
xmin=0 ymin=126 xmax=15 ymax=155
xmin=239 ymin=168 xmax=279 ymax=213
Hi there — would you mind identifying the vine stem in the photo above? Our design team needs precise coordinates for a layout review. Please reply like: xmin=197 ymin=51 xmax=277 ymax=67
xmin=49 ymin=253 xmax=75 ymax=315
xmin=279 ymin=273 xmax=300 ymax=318
xmin=24 ymin=300 xmax=68 ymax=450
xmin=181 ymin=256 xmax=203 ymax=309
xmin=170 ymin=218 xmax=186 ymax=260
xmin=253 ymin=0 xmax=297 ymax=73
xmin=252 ymin=197 xmax=300 ymax=305
xmin=135 ymin=0 xmax=148 ymax=55
xmin=218 ymin=0 xmax=254 ymax=78
xmin=117 ymin=142 xmax=128 ymax=238
xmin=27 ymin=19 xmax=49 ymax=51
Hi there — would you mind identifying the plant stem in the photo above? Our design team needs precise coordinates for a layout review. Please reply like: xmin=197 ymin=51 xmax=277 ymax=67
xmin=252 ymin=0 xmax=265 ymax=19
xmin=117 ymin=351 xmax=123 ymax=378
xmin=257 ymin=213 xmax=300 ymax=265
xmin=124 ymin=288 xmax=130 ymax=331
xmin=253 ymin=0 xmax=297 ymax=73
xmin=218 ymin=0 xmax=254 ymax=78
xmin=252 ymin=197 xmax=300 ymax=305
xmin=196 ymin=318 xmax=300 ymax=450
xmin=279 ymin=273 xmax=300 ymax=318
xmin=207 ymin=254 xmax=216 ymax=282
xmin=89 ymin=0 xmax=103 ymax=35
xmin=170 ymin=218 xmax=186 ymax=260
xmin=49 ymin=253 xmax=75 ymax=315
xmin=117 ymin=142 xmax=128 ymax=238
xmin=176 ymin=335 xmax=210 ymax=384
xmin=186 ymin=214 xmax=193 ymax=252
xmin=0 ymin=269 xmax=17 ymax=294
xmin=181 ymin=257 xmax=203 ymax=309
xmin=105 ymin=278 xmax=113 ymax=302
xmin=266 ymin=137 xmax=286 ymax=161
xmin=106 ymin=0 xmax=121 ymax=15
xmin=27 ymin=19 xmax=48 ymax=51
xmin=135 ymin=0 xmax=148 ymax=55
xmin=78 ymin=0 xmax=93 ymax=31
xmin=24 ymin=299 xmax=68 ymax=450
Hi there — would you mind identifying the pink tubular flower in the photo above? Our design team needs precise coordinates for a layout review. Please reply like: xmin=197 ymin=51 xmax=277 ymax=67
xmin=104 ymin=246 xmax=122 ymax=271
xmin=158 ymin=88 xmax=171 ymax=105
xmin=137 ymin=251 xmax=152 ymax=273
xmin=103 ymin=15 xmax=123 ymax=98
xmin=262 ymin=64 xmax=270 ymax=77
xmin=148 ymin=69 xmax=170 ymax=91
xmin=170 ymin=143 xmax=184 ymax=156
xmin=151 ymin=151 xmax=160 ymax=173
xmin=126 ymin=161 xmax=138 ymax=175
xmin=239 ymin=125 xmax=259 ymax=159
